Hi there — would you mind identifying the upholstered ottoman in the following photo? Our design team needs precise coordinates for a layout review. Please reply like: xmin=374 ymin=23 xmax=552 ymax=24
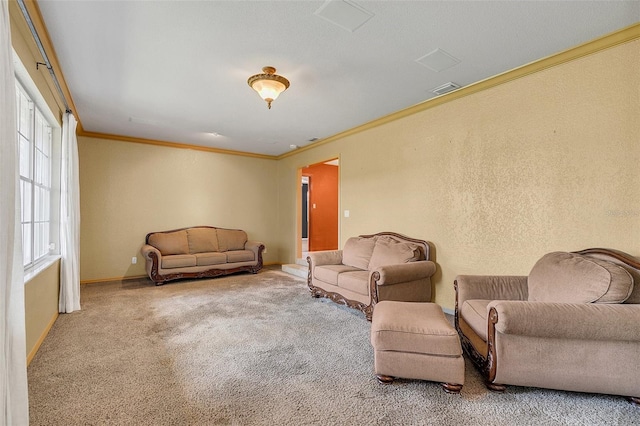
xmin=370 ymin=301 xmax=465 ymax=393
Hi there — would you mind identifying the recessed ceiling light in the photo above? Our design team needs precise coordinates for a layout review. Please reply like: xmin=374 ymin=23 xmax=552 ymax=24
xmin=289 ymin=144 xmax=299 ymax=150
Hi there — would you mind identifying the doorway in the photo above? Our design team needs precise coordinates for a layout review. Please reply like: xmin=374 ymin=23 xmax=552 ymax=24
xmin=297 ymin=159 xmax=339 ymax=259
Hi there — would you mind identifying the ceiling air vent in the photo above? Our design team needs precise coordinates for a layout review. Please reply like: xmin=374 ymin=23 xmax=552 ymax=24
xmin=431 ymin=82 xmax=460 ymax=96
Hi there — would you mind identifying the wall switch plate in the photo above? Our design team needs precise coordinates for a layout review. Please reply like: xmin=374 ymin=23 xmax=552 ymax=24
xmin=131 ymin=256 xmax=137 ymax=264
xmin=344 ymin=210 xmax=350 ymax=217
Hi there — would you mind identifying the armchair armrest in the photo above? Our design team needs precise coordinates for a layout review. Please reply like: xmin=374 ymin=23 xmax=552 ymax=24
xmin=455 ymin=275 xmax=528 ymax=306
xmin=489 ymin=300 xmax=640 ymax=342
xmin=375 ymin=261 xmax=436 ymax=285
xmin=307 ymin=250 xmax=343 ymax=267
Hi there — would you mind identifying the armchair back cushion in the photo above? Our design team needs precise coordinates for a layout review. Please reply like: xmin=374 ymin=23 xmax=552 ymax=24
xmin=368 ymin=236 xmax=421 ymax=270
xmin=148 ymin=230 xmax=189 ymax=255
xmin=342 ymin=237 xmax=376 ymax=270
xmin=528 ymin=252 xmax=634 ymax=304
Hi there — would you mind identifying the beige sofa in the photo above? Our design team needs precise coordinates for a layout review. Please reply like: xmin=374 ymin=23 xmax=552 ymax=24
xmin=455 ymin=248 xmax=640 ymax=404
xmin=307 ymin=232 xmax=436 ymax=320
xmin=141 ymin=226 xmax=264 ymax=285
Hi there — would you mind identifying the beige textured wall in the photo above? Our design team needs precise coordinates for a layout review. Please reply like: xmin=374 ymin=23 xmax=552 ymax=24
xmin=25 ymin=260 xmax=60 ymax=363
xmin=78 ymin=137 xmax=279 ymax=281
xmin=277 ymin=40 xmax=640 ymax=310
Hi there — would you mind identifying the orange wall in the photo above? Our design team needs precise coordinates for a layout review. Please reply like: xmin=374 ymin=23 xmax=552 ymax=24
xmin=303 ymin=164 xmax=338 ymax=251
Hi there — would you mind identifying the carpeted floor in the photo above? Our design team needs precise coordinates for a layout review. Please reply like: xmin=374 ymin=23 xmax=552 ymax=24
xmin=28 ymin=267 xmax=638 ymax=425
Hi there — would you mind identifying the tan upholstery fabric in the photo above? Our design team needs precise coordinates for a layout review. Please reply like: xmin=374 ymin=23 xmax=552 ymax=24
xmin=342 ymin=237 xmax=376 ymax=270
xmin=459 ymin=299 xmax=491 ymax=342
xmin=528 ymin=251 xmax=634 ymax=303
xmin=161 ymin=254 xmax=196 ymax=269
xmin=368 ymin=236 xmax=420 ymax=271
xmin=313 ymin=264 xmax=360 ymax=285
xmin=187 ymin=228 xmax=219 ymax=254
xmin=225 ymin=250 xmax=255 ymax=263
xmin=148 ymin=231 xmax=189 ymax=255
xmin=372 ymin=302 xmax=462 ymax=356
xmin=195 ymin=252 xmax=226 ymax=266
xmin=371 ymin=301 xmax=464 ymax=385
xmin=217 ymin=229 xmax=247 ymax=252
xmin=337 ymin=270 xmax=370 ymax=296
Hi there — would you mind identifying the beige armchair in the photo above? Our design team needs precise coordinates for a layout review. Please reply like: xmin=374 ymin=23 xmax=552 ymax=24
xmin=455 ymin=248 xmax=640 ymax=404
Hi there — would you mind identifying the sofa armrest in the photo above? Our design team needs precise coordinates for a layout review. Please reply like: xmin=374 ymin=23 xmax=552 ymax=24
xmin=455 ymin=275 xmax=528 ymax=306
xmin=307 ymin=250 xmax=343 ymax=268
xmin=245 ymin=240 xmax=265 ymax=257
xmin=141 ymin=244 xmax=161 ymax=261
xmin=374 ymin=261 xmax=436 ymax=285
xmin=489 ymin=300 xmax=640 ymax=341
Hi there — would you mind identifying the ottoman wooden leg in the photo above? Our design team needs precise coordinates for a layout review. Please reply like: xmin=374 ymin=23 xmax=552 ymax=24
xmin=441 ymin=383 xmax=463 ymax=394
xmin=376 ymin=374 xmax=395 ymax=384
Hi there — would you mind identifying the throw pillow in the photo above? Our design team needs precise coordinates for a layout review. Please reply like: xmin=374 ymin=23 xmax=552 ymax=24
xmin=368 ymin=236 xmax=421 ymax=271
xmin=342 ymin=237 xmax=376 ymax=270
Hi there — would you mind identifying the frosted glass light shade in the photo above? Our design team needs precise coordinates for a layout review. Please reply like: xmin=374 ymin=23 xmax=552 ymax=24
xmin=248 ymin=66 xmax=290 ymax=109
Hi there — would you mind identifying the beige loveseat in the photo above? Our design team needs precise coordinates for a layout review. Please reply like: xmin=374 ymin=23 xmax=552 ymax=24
xmin=455 ymin=248 xmax=640 ymax=404
xmin=307 ymin=232 xmax=435 ymax=320
xmin=141 ymin=226 xmax=264 ymax=285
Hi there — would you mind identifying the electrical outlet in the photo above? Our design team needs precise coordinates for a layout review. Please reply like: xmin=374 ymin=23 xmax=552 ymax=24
xmin=131 ymin=256 xmax=137 ymax=264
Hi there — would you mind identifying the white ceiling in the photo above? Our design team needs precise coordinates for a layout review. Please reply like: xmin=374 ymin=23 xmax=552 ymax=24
xmin=37 ymin=0 xmax=640 ymax=157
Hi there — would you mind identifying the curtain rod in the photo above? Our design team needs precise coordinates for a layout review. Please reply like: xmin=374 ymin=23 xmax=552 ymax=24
xmin=16 ymin=0 xmax=72 ymax=114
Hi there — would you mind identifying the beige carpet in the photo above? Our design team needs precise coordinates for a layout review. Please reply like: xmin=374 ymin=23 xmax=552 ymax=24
xmin=28 ymin=267 xmax=638 ymax=425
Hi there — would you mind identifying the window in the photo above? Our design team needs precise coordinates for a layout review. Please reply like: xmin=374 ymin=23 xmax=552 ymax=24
xmin=16 ymin=81 xmax=55 ymax=268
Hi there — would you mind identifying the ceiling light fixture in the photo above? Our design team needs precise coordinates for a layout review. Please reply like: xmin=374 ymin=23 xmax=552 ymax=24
xmin=247 ymin=66 xmax=290 ymax=109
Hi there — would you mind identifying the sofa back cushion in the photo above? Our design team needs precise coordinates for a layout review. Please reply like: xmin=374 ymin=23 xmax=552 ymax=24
xmin=187 ymin=227 xmax=219 ymax=254
xmin=368 ymin=236 xmax=421 ymax=271
xmin=528 ymin=251 xmax=634 ymax=303
xmin=148 ymin=230 xmax=189 ymax=255
xmin=217 ymin=229 xmax=248 ymax=252
xmin=342 ymin=237 xmax=376 ymax=270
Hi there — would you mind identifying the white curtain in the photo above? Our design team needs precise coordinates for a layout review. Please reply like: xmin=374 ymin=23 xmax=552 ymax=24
xmin=1 ymin=0 xmax=30 ymax=423
xmin=59 ymin=112 xmax=80 ymax=313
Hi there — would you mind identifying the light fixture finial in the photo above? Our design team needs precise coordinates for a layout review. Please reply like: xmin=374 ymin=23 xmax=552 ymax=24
xmin=248 ymin=66 xmax=290 ymax=109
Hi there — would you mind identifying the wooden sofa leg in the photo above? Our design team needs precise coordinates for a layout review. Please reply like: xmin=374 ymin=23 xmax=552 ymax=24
xmin=441 ymin=383 xmax=463 ymax=394
xmin=485 ymin=381 xmax=506 ymax=392
xmin=376 ymin=375 xmax=395 ymax=384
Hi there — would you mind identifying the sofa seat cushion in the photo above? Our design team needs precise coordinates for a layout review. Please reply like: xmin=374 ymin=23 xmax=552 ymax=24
xmin=337 ymin=270 xmax=370 ymax=296
xmin=162 ymin=254 xmax=197 ymax=269
xmin=195 ymin=252 xmax=226 ymax=266
xmin=460 ymin=299 xmax=492 ymax=341
xmin=528 ymin=252 xmax=634 ymax=303
xmin=314 ymin=264 xmax=360 ymax=285
xmin=368 ymin=236 xmax=421 ymax=270
xmin=187 ymin=228 xmax=219 ymax=253
xmin=149 ymin=230 xmax=189 ymax=255
xmin=225 ymin=250 xmax=255 ymax=263
xmin=217 ymin=229 xmax=248 ymax=252
xmin=342 ymin=237 xmax=376 ymax=270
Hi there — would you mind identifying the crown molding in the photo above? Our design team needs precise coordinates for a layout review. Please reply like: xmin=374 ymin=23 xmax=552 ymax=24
xmin=78 ymin=130 xmax=277 ymax=160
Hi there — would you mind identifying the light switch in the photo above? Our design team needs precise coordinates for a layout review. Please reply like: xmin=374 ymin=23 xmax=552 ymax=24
xmin=344 ymin=210 xmax=350 ymax=218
